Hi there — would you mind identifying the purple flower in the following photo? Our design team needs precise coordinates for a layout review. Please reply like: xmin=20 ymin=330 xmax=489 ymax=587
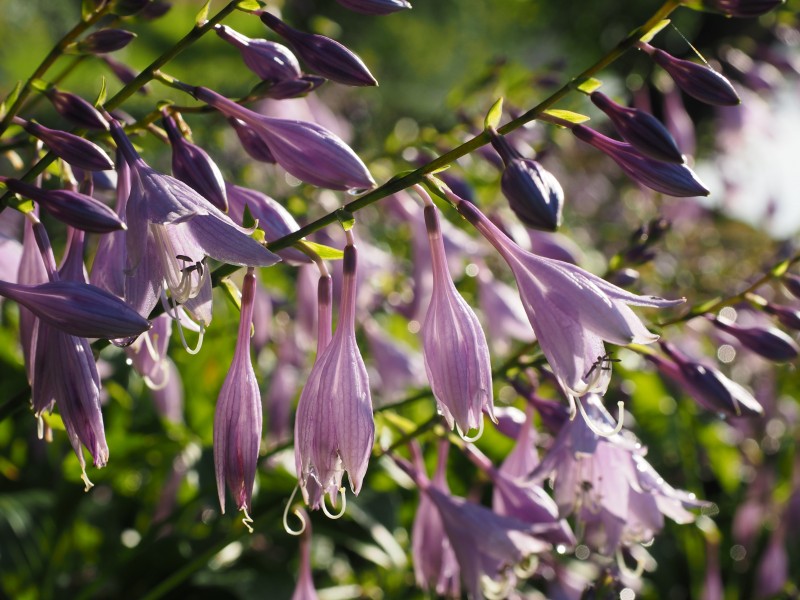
xmin=704 ymin=0 xmax=784 ymax=17
xmin=102 ymin=55 xmax=149 ymax=94
xmin=590 ymin=91 xmax=684 ymax=163
xmin=14 ymin=118 xmax=114 ymax=171
xmin=572 ymin=125 xmax=709 ymax=197
xmin=90 ymin=149 xmax=129 ymax=298
xmin=1 ymin=178 xmax=125 ymax=233
xmin=641 ymin=43 xmax=741 ymax=106
xmin=294 ymin=237 xmax=374 ymax=506
xmin=447 ymin=188 xmax=683 ymax=395
xmin=215 ymin=25 xmax=302 ymax=82
xmin=228 ymin=118 xmax=276 ymax=163
xmin=108 ymin=120 xmax=279 ymax=323
xmin=192 ymin=86 xmax=375 ymax=191
xmin=364 ymin=319 xmax=425 ymax=402
xmin=761 ymin=302 xmax=800 ymax=330
xmin=163 ymin=111 xmax=228 ymax=211
xmin=259 ymin=11 xmax=378 ymax=87
xmin=76 ymin=28 xmax=137 ymax=54
xmin=214 ymin=269 xmax=262 ymax=519
xmin=291 ymin=509 xmax=320 ymax=600
xmin=708 ymin=315 xmax=799 ymax=362
xmin=335 ymin=0 xmax=412 ymax=15
xmin=43 ymin=88 xmax=107 ymax=130
xmin=421 ymin=201 xmax=494 ymax=436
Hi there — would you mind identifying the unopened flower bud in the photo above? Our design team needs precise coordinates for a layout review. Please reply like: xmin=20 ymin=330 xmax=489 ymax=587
xmin=261 ymin=75 xmax=326 ymax=100
xmin=260 ymin=11 xmax=378 ymax=87
xmin=762 ymin=303 xmax=800 ymax=330
xmin=608 ymin=267 xmax=640 ymax=287
xmin=709 ymin=315 xmax=799 ymax=362
xmin=215 ymin=25 xmax=302 ymax=82
xmin=782 ymin=274 xmax=800 ymax=299
xmin=335 ymin=0 xmax=412 ymax=14
xmin=590 ymin=91 xmax=684 ymax=163
xmin=110 ymin=0 xmax=149 ymax=16
xmin=703 ymin=0 xmax=784 ymax=17
xmin=76 ymin=29 xmax=137 ymax=54
xmin=139 ymin=0 xmax=171 ymax=20
xmin=645 ymin=45 xmax=741 ymax=106
xmin=17 ymin=119 xmax=114 ymax=172
xmin=228 ymin=118 xmax=276 ymax=163
xmin=43 ymin=88 xmax=107 ymax=130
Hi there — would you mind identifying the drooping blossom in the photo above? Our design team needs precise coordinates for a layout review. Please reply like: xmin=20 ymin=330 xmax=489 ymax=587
xmin=294 ymin=234 xmax=374 ymax=506
xmin=190 ymin=85 xmax=375 ymax=191
xmin=90 ymin=149 xmax=129 ymax=298
xmin=443 ymin=186 xmax=683 ymax=396
xmin=228 ymin=118 xmax=276 ymax=163
xmin=108 ymin=119 xmax=279 ymax=328
xmin=13 ymin=117 xmax=114 ymax=171
xmin=477 ymin=267 xmax=536 ymax=353
xmin=214 ymin=269 xmax=262 ymax=521
xmin=364 ymin=318 xmax=425 ymax=404
xmin=335 ymin=0 xmax=412 ymax=15
xmin=420 ymin=195 xmax=494 ymax=436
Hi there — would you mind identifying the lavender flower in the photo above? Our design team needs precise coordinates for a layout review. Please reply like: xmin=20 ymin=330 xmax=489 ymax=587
xmin=228 ymin=118 xmax=276 ymax=163
xmin=291 ymin=509 xmax=320 ymax=600
xmin=192 ymin=86 xmax=375 ymax=191
xmin=259 ymin=11 xmax=378 ymax=87
xmin=590 ymin=91 xmax=684 ymax=163
xmin=336 ymin=0 xmax=412 ymax=15
xmin=761 ymin=302 xmax=800 ymax=330
xmin=214 ymin=269 xmax=262 ymax=520
xmin=294 ymin=236 xmax=374 ymax=506
xmin=14 ymin=118 xmax=114 ymax=171
xmin=76 ymin=29 xmax=137 ymax=54
xmin=709 ymin=315 xmax=799 ymax=362
xmin=215 ymin=25 xmax=302 ymax=82
xmin=446 ymin=187 xmax=683 ymax=395
xmin=90 ymin=149 xmax=129 ymax=298
xmin=572 ymin=125 xmax=709 ymax=197
xmin=163 ymin=111 xmax=228 ymax=211
xmin=108 ymin=120 xmax=279 ymax=324
xmin=421 ymin=201 xmax=494 ymax=436
xmin=43 ymin=88 xmax=108 ymax=130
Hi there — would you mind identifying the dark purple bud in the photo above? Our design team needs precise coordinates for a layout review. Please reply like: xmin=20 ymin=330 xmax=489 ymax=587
xmin=762 ymin=303 xmax=800 ymax=330
xmin=573 ymin=125 xmax=709 ymax=197
xmin=260 ymin=11 xmax=378 ymax=87
xmin=43 ymin=88 xmax=107 ymax=130
xmin=110 ymin=0 xmax=149 ymax=16
xmin=709 ymin=315 xmax=799 ymax=361
xmin=139 ymin=0 xmax=171 ymax=20
xmin=608 ymin=267 xmax=640 ymax=287
xmin=0 ymin=279 xmax=151 ymax=339
xmin=260 ymin=75 xmax=326 ymax=100
xmin=335 ymin=0 xmax=412 ymax=14
xmin=1 ymin=178 xmax=125 ymax=233
xmin=783 ymin=274 xmax=800 ymax=299
xmin=215 ymin=25 xmax=301 ymax=82
xmin=228 ymin=118 xmax=276 ymax=163
xmin=77 ymin=29 xmax=137 ymax=54
xmin=163 ymin=112 xmax=228 ymax=211
xmin=18 ymin=119 xmax=114 ymax=172
xmin=648 ymin=46 xmax=741 ymax=106
xmin=703 ymin=0 xmax=784 ymax=17
xmin=102 ymin=56 xmax=149 ymax=95
xmin=590 ymin=91 xmax=684 ymax=163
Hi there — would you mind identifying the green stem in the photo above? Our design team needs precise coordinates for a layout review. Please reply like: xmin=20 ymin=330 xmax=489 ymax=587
xmin=0 ymin=4 xmax=111 ymax=136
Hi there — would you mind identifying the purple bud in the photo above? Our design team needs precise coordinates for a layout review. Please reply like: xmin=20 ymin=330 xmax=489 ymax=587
xmin=18 ymin=120 xmax=114 ymax=172
xmin=262 ymin=75 xmax=326 ymax=100
xmin=647 ymin=46 xmax=741 ymax=106
xmin=709 ymin=315 xmax=799 ymax=362
xmin=102 ymin=55 xmax=149 ymax=95
xmin=573 ymin=125 xmax=710 ymax=197
xmin=608 ymin=267 xmax=640 ymax=288
xmin=228 ymin=118 xmax=276 ymax=163
xmin=590 ymin=91 xmax=684 ymax=163
xmin=215 ymin=25 xmax=302 ymax=82
xmin=44 ymin=88 xmax=107 ymax=130
xmin=783 ymin=274 xmax=800 ymax=299
xmin=76 ymin=29 xmax=137 ymax=54
xmin=762 ymin=303 xmax=800 ymax=330
xmin=260 ymin=12 xmax=378 ymax=87
xmin=1 ymin=178 xmax=125 ymax=233
xmin=163 ymin=112 xmax=228 ymax=211
xmin=110 ymin=0 xmax=149 ymax=16
xmin=139 ymin=0 xmax=171 ymax=19
xmin=214 ymin=269 xmax=262 ymax=515
xmin=704 ymin=0 xmax=784 ymax=17
xmin=0 ymin=279 xmax=151 ymax=339
xmin=335 ymin=0 xmax=412 ymax=14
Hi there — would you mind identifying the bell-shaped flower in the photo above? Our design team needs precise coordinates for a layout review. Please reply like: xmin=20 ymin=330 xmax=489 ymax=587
xmin=43 ymin=87 xmax=108 ymax=130
xmin=571 ymin=125 xmax=709 ymax=197
xmin=259 ymin=11 xmax=377 ymax=87
xmin=163 ymin=111 xmax=228 ymax=211
xmin=108 ymin=120 xmax=279 ymax=325
xmin=336 ymin=0 xmax=412 ymax=15
xmin=75 ymin=28 xmax=137 ymax=54
xmin=704 ymin=0 xmax=784 ymax=18
xmin=228 ymin=118 xmax=276 ymax=164
xmin=215 ymin=25 xmax=302 ymax=82
xmin=478 ymin=268 xmax=536 ymax=352
xmin=294 ymin=237 xmax=374 ymax=506
xmin=640 ymin=43 xmax=741 ymax=106
xmin=708 ymin=315 xmax=799 ymax=362
xmin=14 ymin=117 xmax=114 ymax=171
xmin=421 ymin=202 xmax=494 ymax=436
xmin=589 ymin=91 xmax=684 ymax=163
xmin=214 ymin=269 xmax=262 ymax=519
xmin=447 ymin=188 xmax=683 ymax=396
xmin=489 ymin=130 xmax=563 ymax=231
xmin=192 ymin=85 xmax=374 ymax=191
xmin=1 ymin=178 xmax=125 ymax=233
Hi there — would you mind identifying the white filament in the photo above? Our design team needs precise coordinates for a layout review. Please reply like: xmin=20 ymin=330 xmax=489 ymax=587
xmin=241 ymin=507 xmax=254 ymax=534
xmin=576 ymin=397 xmax=625 ymax=438
xmin=283 ymin=486 xmax=307 ymax=536
xmin=457 ymin=416 xmax=485 ymax=443
xmin=321 ymin=487 xmax=347 ymax=520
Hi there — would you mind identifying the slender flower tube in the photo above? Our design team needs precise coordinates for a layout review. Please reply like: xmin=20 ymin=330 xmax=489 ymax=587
xmin=259 ymin=12 xmax=378 ymax=87
xmin=420 ymin=194 xmax=494 ymax=437
xmin=589 ymin=91 xmax=684 ymax=163
xmin=336 ymin=0 xmax=412 ymax=14
xmin=443 ymin=186 xmax=683 ymax=396
xmin=14 ymin=118 xmax=114 ymax=172
xmin=163 ymin=111 xmax=228 ymax=212
xmin=291 ymin=509 xmax=320 ymax=600
xmin=192 ymin=86 xmax=375 ymax=191
xmin=294 ymin=234 xmax=374 ymax=507
xmin=571 ymin=125 xmax=709 ymax=197
xmin=214 ymin=269 xmax=262 ymax=522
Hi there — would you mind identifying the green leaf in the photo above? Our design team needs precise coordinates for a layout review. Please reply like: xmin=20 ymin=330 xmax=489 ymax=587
xmin=242 ymin=203 xmax=257 ymax=229
xmin=29 ymin=79 xmax=49 ymax=93
xmin=236 ymin=0 xmax=262 ymax=10
xmin=577 ymin=77 xmax=603 ymax=94
xmin=484 ymin=97 xmax=504 ymax=131
xmin=639 ymin=19 xmax=671 ymax=44
xmin=336 ymin=208 xmax=355 ymax=231
xmin=542 ymin=108 xmax=590 ymax=126
xmin=771 ymin=259 xmax=791 ymax=278
xmin=422 ymin=176 xmax=448 ymax=203
xmin=0 ymin=81 xmax=22 ymax=120
xmin=297 ymin=240 xmax=344 ymax=260
xmin=196 ymin=0 xmax=213 ymax=26
xmin=94 ymin=77 xmax=107 ymax=107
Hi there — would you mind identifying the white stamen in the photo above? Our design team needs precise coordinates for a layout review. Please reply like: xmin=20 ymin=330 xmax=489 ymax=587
xmin=241 ymin=507 xmax=254 ymax=534
xmin=577 ymin=398 xmax=625 ymax=438
xmin=616 ymin=547 xmax=647 ymax=579
xmin=143 ymin=360 xmax=170 ymax=391
xmin=283 ymin=486 xmax=307 ymax=536
xmin=457 ymin=416 xmax=485 ymax=443
xmin=81 ymin=469 xmax=94 ymax=492
xmin=321 ymin=487 xmax=347 ymax=520
xmin=513 ymin=554 xmax=539 ymax=578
